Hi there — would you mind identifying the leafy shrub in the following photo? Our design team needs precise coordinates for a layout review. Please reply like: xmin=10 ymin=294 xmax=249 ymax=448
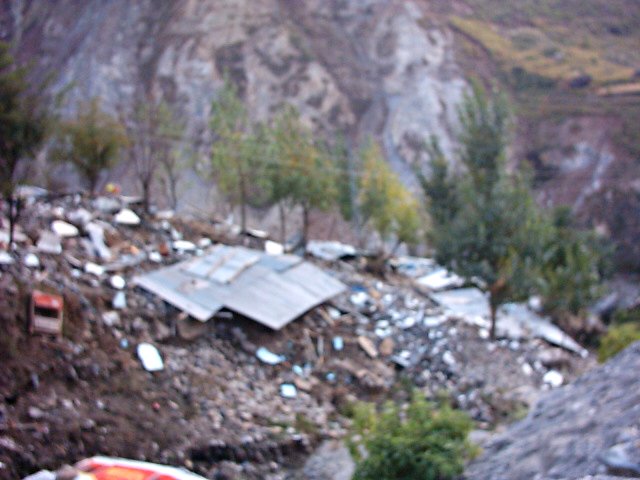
xmin=598 ymin=322 xmax=640 ymax=362
xmin=349 ymin=395 xmax=476 ymax=480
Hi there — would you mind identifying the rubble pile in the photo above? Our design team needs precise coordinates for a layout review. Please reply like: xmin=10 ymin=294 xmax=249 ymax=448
xmin=0 ymin=192 xmax=594 ymax=480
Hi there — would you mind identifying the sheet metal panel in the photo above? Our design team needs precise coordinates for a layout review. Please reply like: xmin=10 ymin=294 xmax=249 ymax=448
xmin=133 ymin=246 xmax=346 ymax=330
xmin=282 ymin=262 xmax=346 ymax=301
xmin=182 ymin=245 xmax=260 ymax=283
xmin=133 ymin=268 xmax=222 ymax=321
xmin=256 ymin=253 xmax=302 ymax=272
xmin=208 ymin=247 xmax=260 ymax=283
xmin=222 ymin=266 xmax=321 ymax=329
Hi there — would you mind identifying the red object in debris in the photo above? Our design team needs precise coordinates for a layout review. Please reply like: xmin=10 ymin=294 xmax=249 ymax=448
xmin=75 ymin=456 xmax=207 ymax=480
xmin=30 ymin=290 xmax=64 ymax=335
xmin=158 ymin=242 xmax=170 ymax=257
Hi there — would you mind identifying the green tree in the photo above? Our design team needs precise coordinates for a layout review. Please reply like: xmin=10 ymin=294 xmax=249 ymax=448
xmin=417 ymin=136 xmax=458 ymax=234
xmin=423 ymin=82 xmax=547 ymax=339
xmin=265 ymin=107 xmax=299 ymax=243
xmin=349 ymin=396 xmax=475 ymax=480
xmin=56 ymin=98 xmax=127 ymax=195
xmin=331 ymin=134 xmax=358 ymax=223
xmin=359 ymin=139 xmax=422 ymax=255
xmin=210 ymin=80 xmax=267 ymax=232
xmin=0 ymin=42 xmax=50 ymax=247
xmin=267 ymin=106 xmax=335 ymax=248
xmin=538 ymin=206 xmax=607 ymax=317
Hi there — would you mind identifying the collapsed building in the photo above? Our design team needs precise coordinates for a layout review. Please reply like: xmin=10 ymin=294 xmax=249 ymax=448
xmin=133 ymin=244 xmax=346 ymax=330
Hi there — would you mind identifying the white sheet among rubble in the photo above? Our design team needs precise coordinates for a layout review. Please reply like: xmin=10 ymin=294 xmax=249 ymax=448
xmin=432 ymin=288 xmax=587 ymax=356
xmin=307 ymin=240 xmax=357 ymax=261
xmin=417 ymin=267 xmax=465 ymax=291
xmin=133 ymin=244 xmax=346 ymax=330
xmin=36 ymin=231 xmax=62 ymax=254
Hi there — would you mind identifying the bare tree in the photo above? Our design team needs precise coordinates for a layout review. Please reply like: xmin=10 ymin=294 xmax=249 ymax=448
xmin=126 ymin=98 xmax=184 ymax=213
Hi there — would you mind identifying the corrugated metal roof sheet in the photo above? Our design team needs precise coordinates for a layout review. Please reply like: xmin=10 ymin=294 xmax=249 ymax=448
xmin=132 ymin=245 xmax=346 ymax=330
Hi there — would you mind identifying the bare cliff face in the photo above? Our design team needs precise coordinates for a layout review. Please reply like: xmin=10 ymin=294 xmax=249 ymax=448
xmin=2 ymin=0 xmax=639 ymax=266
xmin=3 ymin=0 xmax=465 ymax=178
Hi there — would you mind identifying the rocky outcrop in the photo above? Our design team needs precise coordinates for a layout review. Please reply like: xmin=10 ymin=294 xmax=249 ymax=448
xmin=2 ymin=0 xmax=465 ymax=186
xmin=465 ymin=342 xmax=640 ymax=480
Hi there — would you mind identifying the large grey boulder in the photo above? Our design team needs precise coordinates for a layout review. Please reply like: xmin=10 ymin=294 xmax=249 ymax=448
xmin=465 ymin=342 xmax=640 ymax=480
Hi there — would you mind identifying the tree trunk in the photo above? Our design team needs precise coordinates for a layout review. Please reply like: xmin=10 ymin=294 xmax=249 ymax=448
xmin=142 ymin=180 xmax=151 ymax=215
xmin=302 ymin=205 xmax=310 ymax=250
xmin=488 ymin=278 xmax=506 ymax=340
xmin=168 ymin=174 xmax=178 ymax=211
xmin=7 ymin=196 xmax=22 ymax=250
xmin=88 ymin=174 xmax=98 ymax=197
xmin=239 ymin=180 xmax=247 ymax=234
xmin=489 ymin=295 xmax=498 ymax=340
xmin=279 ymin=202 xmax=286 ymax=244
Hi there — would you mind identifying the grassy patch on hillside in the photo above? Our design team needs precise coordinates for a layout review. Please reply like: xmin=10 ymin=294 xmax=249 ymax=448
xmin=450 ymin=16 xmax=635 ymax=85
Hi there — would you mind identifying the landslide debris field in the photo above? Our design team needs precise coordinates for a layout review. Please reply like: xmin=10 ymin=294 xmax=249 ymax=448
xmin=0 ymin=193 xmax=593 ymax=480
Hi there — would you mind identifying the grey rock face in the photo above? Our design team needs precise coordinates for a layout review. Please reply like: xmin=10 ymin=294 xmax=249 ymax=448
xmin=465 ymin=342 xmax=640 ymax=480
xmin=3 ymin=0 xmax=464 ymax=185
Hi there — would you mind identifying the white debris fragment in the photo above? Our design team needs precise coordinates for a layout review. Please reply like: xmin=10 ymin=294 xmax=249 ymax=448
xmin=155 ymin=210 xmax=174 ymax=220
xmin=423 ymin=316 xmax=447 ymax=328
xmin=67 ymin=208 xmax=92 ymax=226
xmin=401 ymin=316 xmax=416 ymax=329
xmin=86 ymin=222 xmax=111 ymax=260
xmin=36 ymin=231 xmax=62 ymax=254
xmin=307 ymin=240 xmax=356 ymax=261
xmin=173 ymin=240 xmax=196 ymax=252
xmin=110 ymin=275 xmax=126 ymax=290
xmin=432 ymin=288 xmax=490 ymax=327
xmin=417 ymin=267 xmax=465 ymax=291
xmin=442 ymin=351 xmax=456 ymax=366
xmin=102 ymin=311 xmax=121 ymax=327
xmin=112 ymin=291 xmax=127 ymax=309
xmin=543 ymin=370 xmax=564 ymax=388
xmin=265 ymin=240 xmax=284 ymax=255
xmin=137 ymin=343 xmax=164 ymax=372
xmin=521 ymin=363 xmax=534 ymax=376
xmin=24 ymin=253 xmax=40 ymax=268
xmin=52 ymin=220 xmax=79 ymax=238
xmin=528 ymin=296 xmax=543 ymax=312
xmin=349 ymin=291 xmax=370 ymax=308
xmin=256 ymin=347 xmax=286 ymax=365
xmin=198 ymin=238 xmax=212 ymax=249
xmin=280 ymin=383 xmax=297 ymax=399
xmin=332 ymin=336 xmax=344 ymax=351
xmin=84 ymin=262 xmax=105 ymax=276
xmin=0 ymin=250 xmax=14 ymax=265
xmin=478 ymin=328 xmax=490 ymax=339
xmin=148 ymin=251 xmax=162 ymax=263
xmin=391 ymin=256 xmax=436 ymax=278
xmin=115 ymin=209 xmax=141 ymax=226
xmin=93 ymin=196 xmax=121 ymax=213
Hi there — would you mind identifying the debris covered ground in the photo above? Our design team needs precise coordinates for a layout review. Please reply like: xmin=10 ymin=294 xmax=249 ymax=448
xmin=0 ymin=193 xmax=594 ymax=480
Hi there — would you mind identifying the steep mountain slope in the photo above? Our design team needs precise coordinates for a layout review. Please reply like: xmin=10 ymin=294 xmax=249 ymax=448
xmin=2 ymin=0 xmax=640 ymax=265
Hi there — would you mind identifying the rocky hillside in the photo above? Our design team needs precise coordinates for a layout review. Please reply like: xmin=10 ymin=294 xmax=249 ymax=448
xmin=465 ymin=341 xmax=640 ymax=479
xmin=2 ymin=0 xmax=640 ymax=265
